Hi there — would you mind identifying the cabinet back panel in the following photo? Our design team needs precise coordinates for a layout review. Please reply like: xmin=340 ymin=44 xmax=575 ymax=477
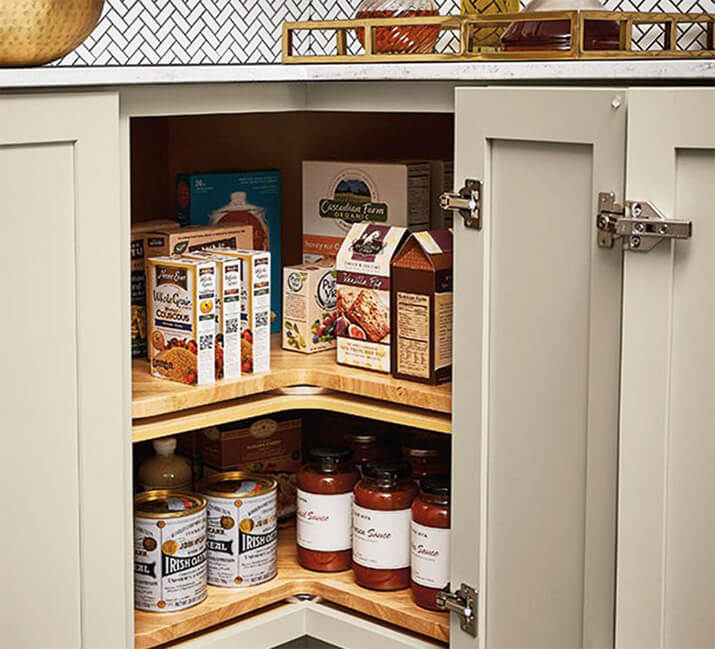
xmin=0 ymin=142 xmax=82 ymax=647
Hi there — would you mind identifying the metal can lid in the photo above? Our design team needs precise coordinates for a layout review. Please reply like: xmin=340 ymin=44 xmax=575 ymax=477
xmin=134 ymin=490 xmax=206 ymax=519
xmin=201 ymin=471 xmax=277 ymax=498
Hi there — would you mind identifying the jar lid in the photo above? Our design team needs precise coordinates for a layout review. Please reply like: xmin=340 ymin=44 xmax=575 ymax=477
xmin=402 ymin=437 xmax=448 ymax=458
xmin=421 ymin=475 xmax=451 ymax=497
xmin=362 ymin=459 xmax=411 ymax=481
xmin=344 ymin=433 xmax=377 ymax=444
xmin=308 ymin=447 xmax=353 ymax=464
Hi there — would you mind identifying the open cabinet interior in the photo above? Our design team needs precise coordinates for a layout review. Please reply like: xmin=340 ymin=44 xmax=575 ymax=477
xmin=130 ymin=110 xmax=456 ymax=648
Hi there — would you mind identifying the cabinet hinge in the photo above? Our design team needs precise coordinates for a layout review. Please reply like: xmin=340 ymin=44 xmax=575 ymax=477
xmin=437 ymin=583 xmax=478 ymax=637
xmin=597 ymin=192 xmax=693 ymax=252
xmin=440 ymin=179 xmax=481 ymax=230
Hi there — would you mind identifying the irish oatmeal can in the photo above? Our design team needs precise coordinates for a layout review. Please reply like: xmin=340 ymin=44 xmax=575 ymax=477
xmin=134 ymin=490 xmax=207 ymax=612
xmin=202 ymin=472 xmax=278 ymax=587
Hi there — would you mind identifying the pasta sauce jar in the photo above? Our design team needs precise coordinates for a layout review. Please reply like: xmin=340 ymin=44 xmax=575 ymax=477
xmin=410 ymin=475 xmax=451 ymax=610
xmin=402 ymin=437 xmax=450 ymax=483
xmin=352 ymin=460 xmax=418 ymax=590
xmin=296 ymin=447 xmax=360 ymax=572
xmin=344 ymin=433 xmax=394 ymax=473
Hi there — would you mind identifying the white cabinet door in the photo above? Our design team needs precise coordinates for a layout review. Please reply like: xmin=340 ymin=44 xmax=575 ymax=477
xmin=617 ymin=89 xmax=715 ymax=649
xmin=452 ymin=88 xmax=625 ymax=649
xmin=0 ymin=93 xmax=130 ymax=648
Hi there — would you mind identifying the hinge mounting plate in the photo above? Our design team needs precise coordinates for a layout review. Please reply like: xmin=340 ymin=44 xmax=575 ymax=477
xmin=597 ymin=192 xmax=693 ymax=252
xmin=441 ymin=179 xmax=481 ymax=230
xmin=437 ymin=583 xmax=478 ymax=637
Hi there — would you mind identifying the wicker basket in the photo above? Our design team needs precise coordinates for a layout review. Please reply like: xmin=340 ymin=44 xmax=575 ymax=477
xmin=0 ymin=0 xmax=104 ymax=67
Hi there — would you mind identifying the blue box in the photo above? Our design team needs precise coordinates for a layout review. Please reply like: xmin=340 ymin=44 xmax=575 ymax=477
xmin=177 ymin=170 xmax=282 ymax=333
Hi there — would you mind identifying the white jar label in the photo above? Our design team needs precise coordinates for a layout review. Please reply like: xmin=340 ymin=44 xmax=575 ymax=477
xmin=296 ymin=489 xmax=353 ymax=552
xmin=352 ymin=504 xmax=411 ymax=570
xmin=411 ymin=521 xmax=450 ymax=589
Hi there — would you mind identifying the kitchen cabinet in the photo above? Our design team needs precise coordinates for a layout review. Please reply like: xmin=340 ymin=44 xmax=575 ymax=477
xmin=0 ymin=80 xmax=712 ymax=649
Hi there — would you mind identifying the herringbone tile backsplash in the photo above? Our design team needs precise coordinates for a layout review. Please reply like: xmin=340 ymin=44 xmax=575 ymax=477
xmin=56 ymin=0 xmax=713 ymax=66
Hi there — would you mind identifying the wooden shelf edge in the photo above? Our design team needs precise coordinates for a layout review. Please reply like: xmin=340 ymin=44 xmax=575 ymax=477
xmin=133 ymin=336 xmax=451 ymax=420
xmin=132 ymin=390 xmax=451 ymax=442
xmin=134 ymin=530 xmax=449 ymax=649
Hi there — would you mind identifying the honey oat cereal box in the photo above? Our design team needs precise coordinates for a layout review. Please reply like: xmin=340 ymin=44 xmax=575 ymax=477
xmin=184 ymin=251 xmax=242 ymax=381
xmin=147 ymin=257 xmax=216 ymax=385
xmin=208 ymin=249 xmax=270 ymax=374
xmin=282 ymin=263 xmax=337 ymax=354
xmin=336 ymin=223 xmax=408 ymax=373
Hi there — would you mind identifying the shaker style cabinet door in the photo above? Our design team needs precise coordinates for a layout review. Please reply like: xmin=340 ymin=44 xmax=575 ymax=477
xmin=617 ymin=89 xmax=715 ymax=649
xmin=451 ymin=88 xmax=625 ymax=649
xmin=0 ymin=93 xmax=130 ymax=649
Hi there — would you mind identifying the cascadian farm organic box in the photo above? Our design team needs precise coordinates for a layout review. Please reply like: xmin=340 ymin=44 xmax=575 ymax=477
xmin=302 ymin=161 xmax=430 ymax=263
xmin=336 ymin=223 xmax=408 ymax=373
xmin=147 ymin=257 xmax=216 ymax=386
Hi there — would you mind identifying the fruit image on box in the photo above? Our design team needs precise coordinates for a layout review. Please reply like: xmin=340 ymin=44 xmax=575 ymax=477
xmin=176 ymin=170 xmax=281 ymax=333
xmin=336 ymin=223 xmax=408 ymax=373
xmin=302 ymin=161 xmax=430 ymax=264
xmin=283 ymin=263 xmax=338 ymax=354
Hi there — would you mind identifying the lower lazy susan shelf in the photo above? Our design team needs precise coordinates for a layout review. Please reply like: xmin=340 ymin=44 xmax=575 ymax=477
xmin=134 ymin=529 xmax=449 ymax=649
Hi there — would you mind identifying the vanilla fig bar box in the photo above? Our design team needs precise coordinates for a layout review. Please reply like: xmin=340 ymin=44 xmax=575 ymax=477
xmin=336 ymin=223 xmax=408 ymax=373
xmin=147 ymin=257 xmax=216 ymax=386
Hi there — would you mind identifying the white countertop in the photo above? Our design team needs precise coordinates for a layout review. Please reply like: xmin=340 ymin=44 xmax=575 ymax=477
xmin=0 ymin=60 xmax=714 ymax=88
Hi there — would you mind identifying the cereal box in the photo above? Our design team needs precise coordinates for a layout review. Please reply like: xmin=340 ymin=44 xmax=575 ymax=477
xmin=131 ymin=219 xmax=179 ymax=358
xmin=177 ymin=170 xmax=282 ymax=334
xmin=336 ymin=223 xmax=408 ymax=373
xmin=302 ymin=161 xmax=430 ymax=263
xmin=391 ymin=230 xmax=453 ymax=385
xmin=184 ymin=251 xmax=243 ymax=380
xmin=209 ymin=249 xmax=270 ymax=374
xmin=144 ymin=223 xmax=253 ymax=258
xmin=147 ymin=257 xmax=216 ymax=385
xmin=283 ymin=263 xmax=338 ymax=354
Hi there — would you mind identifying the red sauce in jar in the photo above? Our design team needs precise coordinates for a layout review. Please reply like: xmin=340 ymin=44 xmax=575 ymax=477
xmin=411 ymin=475 xmax=451 ymax=610
xmin=353 ymin=460 xmax=418 ymax=590
xmin=297 ymin=447 xmax=359 ymax=572
xmin=344 ymin=433 xmax=394 ymax=474
xmin=402 ymin=437 xmax=450 ymax=483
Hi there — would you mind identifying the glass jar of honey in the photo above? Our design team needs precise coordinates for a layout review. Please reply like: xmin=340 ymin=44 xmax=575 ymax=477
xmin=411 ymin=475 xmax=450 ymax=610
xmin=352 ymin=460 xmax=418 ymax=590
xmin=296 ymin=447 xmax=360 ymax=572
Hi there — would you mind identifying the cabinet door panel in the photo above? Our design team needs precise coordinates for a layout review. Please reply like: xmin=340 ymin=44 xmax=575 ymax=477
xmin=0 ymin=93 xmax=128 ymax=649
xmin=453 ymin=88 xmax=625 ymax=649
xmin=617 ymin=89 xmax=715 ymax=649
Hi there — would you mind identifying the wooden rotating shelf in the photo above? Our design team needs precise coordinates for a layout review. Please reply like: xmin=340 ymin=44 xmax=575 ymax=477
xmin=134 ymin=528 xmax=449 ymax=649
xmin=133 ymin=335 xmax=452 ymax=439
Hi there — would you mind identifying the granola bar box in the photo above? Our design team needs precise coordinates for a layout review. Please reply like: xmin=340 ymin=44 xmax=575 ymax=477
xmin=335 ymin=223 xmax=408 ymax=373
xmin=131 ymin=219 xmax=179 ymax=358
xmin=282 ymin=263 xmax=337 ymax=354
xmin=144 ymin=223 xmax=253 ymax=258
xmin=302 ymin=161 xmax=430 ymax=263
xmin=147 ymin=257 xmax=216 ymax=386
xmin=209 ymin=249 xmax=271 ymax=374
xmin=183 ymin=250 xmax=243 ymax=381
xmin=391 ymin=230 xmax=453 ymax=385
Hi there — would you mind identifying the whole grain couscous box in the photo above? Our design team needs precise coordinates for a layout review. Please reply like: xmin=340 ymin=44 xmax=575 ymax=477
xmin=147 ymin=257 xmax=216 ymax=385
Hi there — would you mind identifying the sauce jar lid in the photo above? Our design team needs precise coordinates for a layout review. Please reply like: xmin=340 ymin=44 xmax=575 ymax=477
xmin=362 ymin=459 xmax=411 ymax=481
xmin=344 ymin=433 xmax=378 ymax=444
xmin=402 ymin=437 xmax=448 ymax=458
xmin=421 ymin=475 xmax=451 ymax=497
xmin=308 ymin=446 xmax=353 ymax=464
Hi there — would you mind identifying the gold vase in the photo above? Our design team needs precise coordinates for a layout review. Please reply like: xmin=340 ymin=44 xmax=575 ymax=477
xmin=0 ymin=0 xmax=104 ymax=67
xmin=461 ymin=0 xmax=519 ymax=50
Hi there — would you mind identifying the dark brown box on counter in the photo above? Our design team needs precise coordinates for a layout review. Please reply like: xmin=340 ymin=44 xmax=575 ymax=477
xmin=391 ymin=230 xmax=453 ymax=385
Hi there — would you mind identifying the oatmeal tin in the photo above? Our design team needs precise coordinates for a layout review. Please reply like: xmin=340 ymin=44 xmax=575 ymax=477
xmin=134 ymin=490 xmax=207 ymax=613
xmin=202 ymin=472 xmax=278 ymax=587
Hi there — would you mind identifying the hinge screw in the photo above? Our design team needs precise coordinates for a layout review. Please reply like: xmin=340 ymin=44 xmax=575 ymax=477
xmin=658 ymin=224 xmax=669 ymax=234
xmin=634 ymin=222 xmax=646 ymax=233
xmin=631 ymin=235 xmax=641 ymax=248
xmin=631 ymin=203 xmax=643 ymax=218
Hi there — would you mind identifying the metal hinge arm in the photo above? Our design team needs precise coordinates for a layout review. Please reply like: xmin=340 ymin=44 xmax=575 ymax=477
xmin=440 ymin=179 xmax=481 ymax=230
xmin=597 ymin=192 xmax=692 ymax=252
xmin=437 ymin=583 xmax=478 ymax=637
